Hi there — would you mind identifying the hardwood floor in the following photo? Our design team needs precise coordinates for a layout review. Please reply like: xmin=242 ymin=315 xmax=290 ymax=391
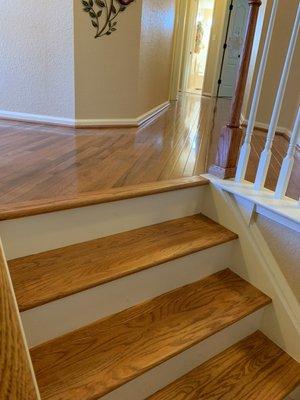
xmin=9 ymin=214 xmax=237 ymax=311
xmin=0 ymin=93 xmax=298 ymax=219
xmin=29 ymin=269 xmax=270 ymax=400
xmin=148 ymin=331 xmax=300 ymax=400
xmin=0 ymin=94 xmax=211 ymax=219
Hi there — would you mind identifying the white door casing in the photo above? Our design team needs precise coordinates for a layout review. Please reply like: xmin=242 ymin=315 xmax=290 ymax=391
xmin=219 ymin=0 xmax=248 ymax=97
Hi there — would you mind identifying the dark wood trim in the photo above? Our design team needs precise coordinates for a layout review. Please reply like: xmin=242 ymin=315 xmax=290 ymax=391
xmin=209 ymin=0 xmax=262 ymax=179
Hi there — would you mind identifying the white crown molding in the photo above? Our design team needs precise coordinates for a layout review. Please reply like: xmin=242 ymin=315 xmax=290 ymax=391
xmin=0 ymin=101 xmax=170 ymax=129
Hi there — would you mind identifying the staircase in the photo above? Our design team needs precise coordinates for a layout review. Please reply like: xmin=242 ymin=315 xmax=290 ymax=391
xmin=1 ymin=179 xmax=299 ymax=399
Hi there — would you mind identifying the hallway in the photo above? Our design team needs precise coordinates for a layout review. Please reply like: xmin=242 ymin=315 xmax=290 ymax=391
xmin=0 ymin=93 xmax=299 ymax=219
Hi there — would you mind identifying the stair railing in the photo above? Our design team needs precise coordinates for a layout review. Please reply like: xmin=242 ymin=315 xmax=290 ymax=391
xmin=0 ymin=240 xmax=40 ymax=399
xmin=210 ymin=0 xmax=300 ymax=210
xmin=209 ymin=0 xmax=262 ymax=179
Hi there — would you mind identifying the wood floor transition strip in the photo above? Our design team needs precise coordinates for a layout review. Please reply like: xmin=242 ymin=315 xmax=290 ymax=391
xmin=30 ymin=269 xmax=271 ymax=400
xmin=9 ymin=214 xmax=237 ymax=311
xmin=148 ymin=331 xmax=300 ymax=400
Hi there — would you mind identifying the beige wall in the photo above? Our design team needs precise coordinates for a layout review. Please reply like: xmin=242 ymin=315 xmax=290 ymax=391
xmin=0 ymin=1 xmax=175 ymax=122
xmin=243 ymin=0 xmax=300 ymax=132
xmin=138 ymin=0 xmax=176 ymax=115
xmin=256 ymin=215 xmax=300 ymax=302
xmin=74 ymin=1 xmax=142 ymax=120
xmin=0 ymin=0 xmax=75 ymax=120
xmin=74 ymin=0 xmax=176 ymax=121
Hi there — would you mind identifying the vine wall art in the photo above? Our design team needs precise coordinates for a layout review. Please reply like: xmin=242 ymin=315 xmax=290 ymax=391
xmin=81 ymin=0 xmax=135 ymax=39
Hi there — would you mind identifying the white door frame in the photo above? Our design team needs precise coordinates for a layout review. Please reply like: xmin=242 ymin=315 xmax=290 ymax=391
xmin=169 ymin=0 xmax=226 ymax=99
xmin=202 ymin=0 xmax=232 ymax=97
xmin=181 ymin=0 xmax=199 ymax=92
xmin=169 ymin=0 xmax=189 ymax=101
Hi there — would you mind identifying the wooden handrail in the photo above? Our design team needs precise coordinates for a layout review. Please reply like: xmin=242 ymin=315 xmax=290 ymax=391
xmin=0 ymin=241 xmax=40 ymax=399
xmin=209 ymin=0 xmax=262 ymax=179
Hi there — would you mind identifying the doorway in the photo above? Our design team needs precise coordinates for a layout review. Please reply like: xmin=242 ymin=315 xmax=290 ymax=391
xmin=171 ymin=0 xmax=249 ymax=100
xmin=181 ymin=0 xmax=215 ymax=95
xmin=217 ymin=0 xmax=248 ymax=97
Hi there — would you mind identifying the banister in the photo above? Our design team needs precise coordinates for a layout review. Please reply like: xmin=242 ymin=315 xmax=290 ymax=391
xmin=274 ymin=107 xmax=300 ymax=199
xmin=236 ymin=0 xmax=279 ymax=183
xmin=209 ymin=0 xmax=262 ymax=179
xmin=254 ymin=3 xmax=300 ymax=191
xmin=0 ymin=240 xmax=40 ymax=399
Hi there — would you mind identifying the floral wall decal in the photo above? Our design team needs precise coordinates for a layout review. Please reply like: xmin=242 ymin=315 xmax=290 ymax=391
xmin=82 ymin=0 xmax=135 ymax=39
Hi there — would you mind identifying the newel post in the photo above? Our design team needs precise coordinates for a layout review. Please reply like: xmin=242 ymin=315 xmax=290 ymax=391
xmin=209 ymin=0 xmax=262 ymax=179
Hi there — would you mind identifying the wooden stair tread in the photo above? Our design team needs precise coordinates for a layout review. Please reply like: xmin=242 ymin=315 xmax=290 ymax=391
xmin=0 ymin=176 xmax=209 ymax=221
xmin=8 ymin=214 xmax=237 ymax=311
xmin=30 ymin=269 xmax=271 ymax=400
xmin=148 ymin=331 xmax=300 ymax=400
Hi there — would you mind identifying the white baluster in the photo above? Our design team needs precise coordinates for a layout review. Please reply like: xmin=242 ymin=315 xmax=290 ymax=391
xmin=236 ymin=0 xmax=279 ymax=183
xmin=274 ymin=107 xmax=300 ymax=199
xmin=254 ymin=4 xmax=300 ymax=191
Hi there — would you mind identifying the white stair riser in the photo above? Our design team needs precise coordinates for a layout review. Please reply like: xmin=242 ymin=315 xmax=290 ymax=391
xmin=22 ymin=241 xmax=236 ymax=347
xmin=0 ymin=186 xmax=207 ymax=259
xmin=100 ymin=309 xmax=267 ymax=400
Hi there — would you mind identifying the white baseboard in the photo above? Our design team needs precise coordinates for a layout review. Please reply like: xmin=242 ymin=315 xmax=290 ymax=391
xmin=0 ymin=101 xmax=170 ymax=128
xmin=0 ymin=110 xmax=74 ymax=126
xmin=240 ymin=114 xmax=291 ymax=137
xmin=75 ymin=101 xmax=170 ymax=128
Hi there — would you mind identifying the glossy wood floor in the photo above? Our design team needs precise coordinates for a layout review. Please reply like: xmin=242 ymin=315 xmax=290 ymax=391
xmin=0 ymin=93 xmax=299 ymax=219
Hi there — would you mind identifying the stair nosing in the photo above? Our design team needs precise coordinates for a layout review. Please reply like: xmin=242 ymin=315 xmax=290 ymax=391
xmin=30 ymin=269 xmax=271 ymax=400
xmin=10 ymin=214 xmax=238 ymax=312
xmin=0 ymin=176 xmax=209 ymax=221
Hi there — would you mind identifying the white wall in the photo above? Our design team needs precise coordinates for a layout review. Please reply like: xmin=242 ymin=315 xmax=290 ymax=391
xmin=256 ymin=215 xmax=300 ymax=302
xmin=0 ymin=1 xmax=176 ymax=123
xmin=0 ymin=1 xmax=75 ymax=120
xmin=74 ymin=0 xmax=176 ymax=121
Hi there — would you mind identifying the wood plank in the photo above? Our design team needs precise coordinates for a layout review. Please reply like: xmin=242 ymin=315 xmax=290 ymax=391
xmin=9 ymin=214 xmax=237 ymax=311
xmin=0 ymin=241 xmax=39 ymax=399
xmin=30 ymin=269 xmax=271 ymax=400
xmin=148 ymin=331 xmax=300 ymax=400
xmin=0 ymin=176 xmax=208 ymax=220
